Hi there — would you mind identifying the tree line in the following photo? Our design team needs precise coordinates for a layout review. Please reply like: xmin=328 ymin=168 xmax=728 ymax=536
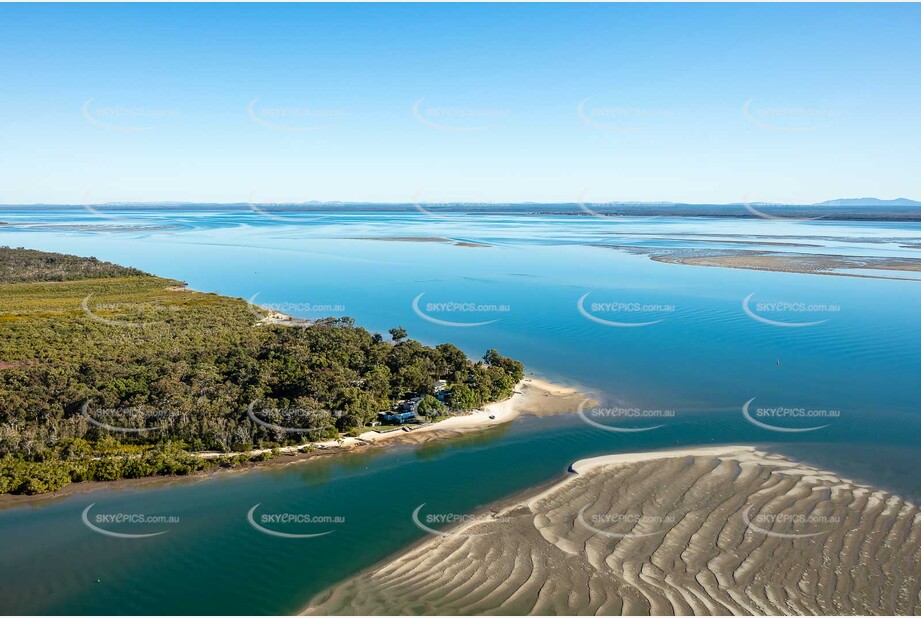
xmin=0 ymin=247 xmax=524 ymax=494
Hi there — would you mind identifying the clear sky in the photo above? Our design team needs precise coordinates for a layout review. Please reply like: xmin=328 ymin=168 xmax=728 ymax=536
xmin=1 ymin=3 xmax=919 ymax=205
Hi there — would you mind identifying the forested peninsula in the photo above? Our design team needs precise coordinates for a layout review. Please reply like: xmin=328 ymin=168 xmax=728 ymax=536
xmin=0 ymin=247 xmax=524 ymax=494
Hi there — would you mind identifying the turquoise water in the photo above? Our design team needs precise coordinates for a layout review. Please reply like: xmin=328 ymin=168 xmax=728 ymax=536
xmin=0 ymin=209 xmax=919 ymax=614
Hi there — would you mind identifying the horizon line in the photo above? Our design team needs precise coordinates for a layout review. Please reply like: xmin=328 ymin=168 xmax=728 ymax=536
xmin=2 ymin=197 xmax=920 ymax=208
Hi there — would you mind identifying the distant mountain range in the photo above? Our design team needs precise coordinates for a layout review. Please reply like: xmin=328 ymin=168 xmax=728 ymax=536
xmin=812 ymin=197 xmax=921 ymax=206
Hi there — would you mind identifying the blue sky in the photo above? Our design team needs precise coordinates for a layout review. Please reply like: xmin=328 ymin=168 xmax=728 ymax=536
xmin=1 ymin=3 xmax=919 ymax=204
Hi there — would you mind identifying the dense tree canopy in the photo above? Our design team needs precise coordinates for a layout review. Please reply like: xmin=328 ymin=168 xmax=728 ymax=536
xmin=0 ymin=247 xmax=524 ymax=494
xmin=0 ymin=246 xmax=146 ymax=283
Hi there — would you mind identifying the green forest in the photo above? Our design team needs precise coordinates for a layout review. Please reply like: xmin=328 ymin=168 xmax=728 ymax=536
xmin=0 ymin=247 xmax=524 ymax=494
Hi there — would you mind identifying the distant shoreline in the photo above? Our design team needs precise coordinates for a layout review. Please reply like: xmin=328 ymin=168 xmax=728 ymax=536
xmin=3 ymin=202 xmax=921 ymax=222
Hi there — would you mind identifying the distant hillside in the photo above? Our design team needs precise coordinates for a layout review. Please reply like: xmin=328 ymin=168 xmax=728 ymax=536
xmin=814 ymin=197 xmax=921 ymax=206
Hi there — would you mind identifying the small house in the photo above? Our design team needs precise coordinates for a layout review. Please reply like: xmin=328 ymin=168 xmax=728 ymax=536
xmin=434 ymin=380 xmax=449 ymax=402
xmin=379 ymin=408 xmax=417 ymax=425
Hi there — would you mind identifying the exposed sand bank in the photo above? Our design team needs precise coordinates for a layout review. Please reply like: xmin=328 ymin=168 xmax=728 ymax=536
xmin=648 ymin=251 xmax=921 ymax=281
xmin=351 ymin=236 xmax=490 ymax=248
xmin=597 ymin=243 xmax=920 ymax=281
xmin=304 ymin=445 xmax=921 ymax=615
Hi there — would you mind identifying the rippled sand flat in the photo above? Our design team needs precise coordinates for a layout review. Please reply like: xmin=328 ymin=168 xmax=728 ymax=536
xmin=304 ymin=446 xmax=921 ymax=615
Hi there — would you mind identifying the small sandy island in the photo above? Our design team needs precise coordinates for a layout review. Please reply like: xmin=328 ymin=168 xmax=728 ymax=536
xmin=305 ymin=445 xmax=921 ymax=615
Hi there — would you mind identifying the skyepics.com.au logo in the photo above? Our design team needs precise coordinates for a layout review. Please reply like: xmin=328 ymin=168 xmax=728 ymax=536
xmin=247 ymin=293 xmax=344 ymax=326
xmin=577 ymin=98 xmax=674 ymax=132
xmin=742 ymin=293 xmax=839 ymax=328
xmin=411 ymin=189 xmax=511 ymax=220
xmin=79 ymin=190 xmax=189 ymax=226
xmin=247 ymin=97 xmax=345 ymax=133
xmin=412 ymin=293 xmax=509 ymax=328
xmin=411 ymin=189 xmax=449 ymax=219
xmin=576 ymin=189 xmax=676 ymax=219
xmin=742 ymin=98 xmax=838 ymax=133
xmin=412 ymin=98 xmax=510 ymax=132
xmin=577 ymin=506 xmax=676 ymax=538
xmin=246 ymin=195 xmax=346 ymax=221
xmin=82 ymin=98 xmax=180 ymax=133
xmin=743 ymin=506 xmax=842 ymax=539
xmin=577 ymin=399 xmax=675 ymax=433
xmin=81 ymin=294 xmax=168 ymax=328
xmin=741 ymin=198 xmax=825 ymax=221
xmin=742 ymin=397 xmax=840 ymax=433
xmin=80 ymin=401 xmax=178 ymax=434
xmin=246 ymin=403 xmax=333 ymax=435
xmin=81 ymin=504 xmax=179 ymax=539
xmin=411 ymin=504 xmax=509 ymax=538
xmin=247 ymin=504 xmax=344 ymax=539
xmin=577 ymin=292 xmax=675 ymax=328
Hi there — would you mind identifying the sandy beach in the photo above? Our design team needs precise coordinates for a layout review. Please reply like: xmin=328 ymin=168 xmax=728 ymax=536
xmin=200 ymin=377 xmax=586 ymax=458
xmin=304 ymin=445 xmax=921 ymax=615
xmin=358 ymin=377 xmax=583 ymax=443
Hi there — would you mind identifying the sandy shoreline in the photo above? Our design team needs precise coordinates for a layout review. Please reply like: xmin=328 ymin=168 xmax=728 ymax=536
xmin=0 ymin=377 xmax=585 ymax=507
xmin=364 ymin=377 xmax=581 ymax=439
xmin=305 ymin=445 xmax=921 ymax=615
xmin=2 ymin=278 xmax=586 ymax=505
xmin=195 ymin=377 xmax=583 ymax=459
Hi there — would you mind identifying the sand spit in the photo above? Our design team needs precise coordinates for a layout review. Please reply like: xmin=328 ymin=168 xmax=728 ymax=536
xmin=604 ymin=236 xmax=823 ymax=248
xmin=16 ymin=223 xmax=184 ymax=232
xmin=597 ymin=243 xmax=920 ymax=281
xmin=649 ymin=251 xmax=920 ymax=280
xmin=304 ymin=446 xmax=921 ymax=615
xmin=366 ymin=377 xmax=585 ymax=446
xmin=352 ymin=236 xmax=490 ymax=248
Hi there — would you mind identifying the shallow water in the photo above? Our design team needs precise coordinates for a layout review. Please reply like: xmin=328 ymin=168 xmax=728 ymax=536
xmin=0 ymin=208 xmax=919 ymax=614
